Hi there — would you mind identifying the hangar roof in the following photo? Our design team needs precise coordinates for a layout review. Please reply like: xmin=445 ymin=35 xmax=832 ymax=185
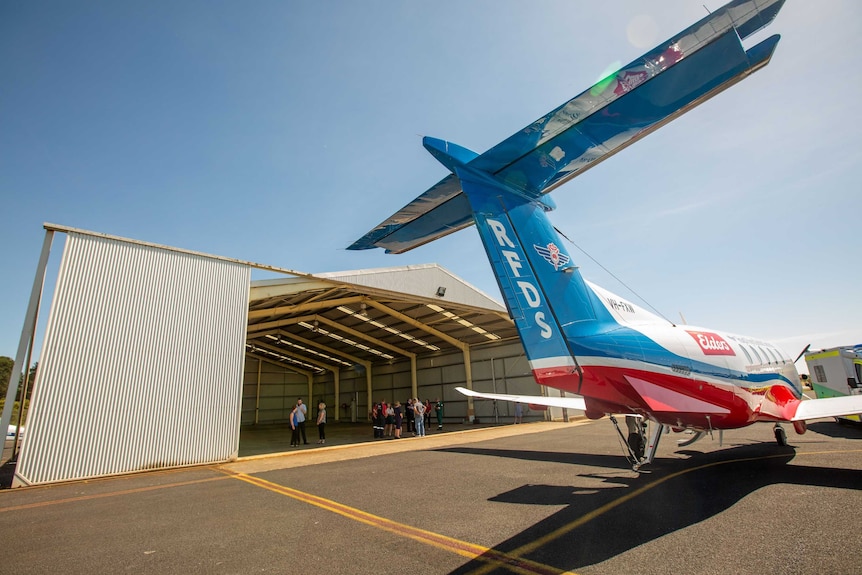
xmin=246 ymin=264 xmax=518 ymax=375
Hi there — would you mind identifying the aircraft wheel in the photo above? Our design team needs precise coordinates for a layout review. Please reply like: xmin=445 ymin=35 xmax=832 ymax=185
xmin=627 ymin=433 xmax=645 ymax=460
xmin=774 ymin=425 xmax=787 ymax=446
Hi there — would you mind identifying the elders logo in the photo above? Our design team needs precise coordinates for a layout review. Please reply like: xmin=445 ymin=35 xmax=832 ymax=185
xmin=686 ymin=331 xmax=736 ymax=356
xmin=614 ymin=70 xmax=648 ymax=96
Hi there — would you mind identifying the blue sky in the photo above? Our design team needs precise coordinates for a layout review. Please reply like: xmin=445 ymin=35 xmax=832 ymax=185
xmin=2 ymin=0 xmax=860 ymax=373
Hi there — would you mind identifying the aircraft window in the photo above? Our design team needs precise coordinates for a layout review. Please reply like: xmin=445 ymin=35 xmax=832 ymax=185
xmin=739 ymin=345 xmax=753 ymax=364
xmin=750 ymin=346 xmax=763 ymax=365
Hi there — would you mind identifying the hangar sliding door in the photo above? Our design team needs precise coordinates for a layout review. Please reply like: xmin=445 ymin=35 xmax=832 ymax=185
xmin=14 ymin=232 xmax=250 ymax=486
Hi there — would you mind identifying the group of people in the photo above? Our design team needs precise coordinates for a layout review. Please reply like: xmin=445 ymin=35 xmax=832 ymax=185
xmin=289 ymin=396 xmax=446 ymax=447
xmin=290 ymin=398 xmax=327 ymax=446
xmin=371 ymin=398 xmax=443 ymax=439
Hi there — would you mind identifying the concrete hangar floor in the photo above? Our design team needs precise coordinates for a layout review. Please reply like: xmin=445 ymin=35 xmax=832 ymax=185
xmin=1 ymin=417 xmax=860 ymax=574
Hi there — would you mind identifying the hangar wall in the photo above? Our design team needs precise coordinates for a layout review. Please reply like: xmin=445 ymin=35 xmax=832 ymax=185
xmin=242 ymin=340 xmax=541 ymax=425
xmin=14 ymin=233 xmax=250 ymax=487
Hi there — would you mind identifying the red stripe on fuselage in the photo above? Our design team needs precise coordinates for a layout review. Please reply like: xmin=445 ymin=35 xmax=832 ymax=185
xmin=531 ymin=364 xmax=798 ymax=430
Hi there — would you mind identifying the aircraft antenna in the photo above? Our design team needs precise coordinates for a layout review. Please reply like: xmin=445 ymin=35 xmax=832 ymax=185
xmin=553 ymin=225 xmax=676 ymax=326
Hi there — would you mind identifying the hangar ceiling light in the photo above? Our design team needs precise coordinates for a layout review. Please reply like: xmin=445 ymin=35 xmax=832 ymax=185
xmin=337 ymin=305 xmax=441 ymax=352
xmin=245 ymin=343 xmax=326 ymax=373
xmin=264 ymin=334 xmax=353 ymax=368
xmin=298 ymin=321 xmax=396 ymax=360
xmin=425 ymin=304 xmax=502 ymax=341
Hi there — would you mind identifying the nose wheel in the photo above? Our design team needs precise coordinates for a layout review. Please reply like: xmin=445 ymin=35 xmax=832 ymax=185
xmin=773 ymin=424 xmax=787 ymax=446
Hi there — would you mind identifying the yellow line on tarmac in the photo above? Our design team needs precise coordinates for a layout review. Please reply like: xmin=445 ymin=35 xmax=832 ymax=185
xmin=226 ymin=470 xmax=579 ymax=575
xmin=0 ymin=474 xmax=229 ymax=513
xmin=464 ymin=447 xmax=862 ymax=575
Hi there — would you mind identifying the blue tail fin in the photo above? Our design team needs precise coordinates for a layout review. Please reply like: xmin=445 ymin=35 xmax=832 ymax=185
xmin=452 ymin=165 xmax=613 ymax=376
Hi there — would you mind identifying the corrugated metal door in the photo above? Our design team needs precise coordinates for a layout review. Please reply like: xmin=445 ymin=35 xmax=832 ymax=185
xmin=15 ymin=233 xmax=250 ymax=486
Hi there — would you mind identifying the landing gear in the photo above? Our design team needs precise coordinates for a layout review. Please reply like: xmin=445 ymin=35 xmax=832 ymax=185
xmin=773 ymin=423 xmax=787 ymax=446
xmin=610 ymin=415 xmax=665 ymax=471
xmin=626 ymin=416 xmax=646 ymax=461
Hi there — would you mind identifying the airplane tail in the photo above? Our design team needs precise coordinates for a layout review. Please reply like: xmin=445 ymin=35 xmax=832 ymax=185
xmin=348 ymin=0 xmax=787 ymax=382
xmin=452 ymin=164 xmax=611 ymax=378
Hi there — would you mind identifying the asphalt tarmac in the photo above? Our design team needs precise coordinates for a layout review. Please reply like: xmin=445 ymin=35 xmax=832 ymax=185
xmin=1 ymin=418 xmax=861 ymax=575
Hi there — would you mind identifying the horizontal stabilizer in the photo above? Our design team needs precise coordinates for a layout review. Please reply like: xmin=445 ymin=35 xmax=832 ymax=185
xmin=349 ymin=0 xmax=784 ymax=254
xmin=791 ymin=395 xmax=862 ymax=421
xmin=455 ymin=386 xmax=586 ymax=411
xmin=348 ymin=174 xmax=472 ymax=253
xmin=730 ymin=0 xmax=786 ymax=40
xmin=468 ymin=0 xmax=785 ymax=185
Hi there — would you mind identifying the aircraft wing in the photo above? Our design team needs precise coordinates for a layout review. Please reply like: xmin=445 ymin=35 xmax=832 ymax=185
xmin=349 ymin=0 xmax=784 ymax=253
xmin=455 ymin=386 xmax=586 ymax=411
xmin=791 ymin=395 xmax=862 ymax=422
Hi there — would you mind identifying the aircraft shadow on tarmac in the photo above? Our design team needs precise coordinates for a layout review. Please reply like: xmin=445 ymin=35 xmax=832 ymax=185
xmin=805 ymin=420 xmax=862 ymax=439
xmin=437 ymin=443 xmax=862 ymax=573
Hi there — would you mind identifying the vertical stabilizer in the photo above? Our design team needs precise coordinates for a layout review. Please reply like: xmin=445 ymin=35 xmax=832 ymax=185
xmin=454 ymin=167 xmax=612 ymax=379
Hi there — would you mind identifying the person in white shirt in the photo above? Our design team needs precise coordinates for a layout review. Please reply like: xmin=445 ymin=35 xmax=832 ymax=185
xmin=295 ymin=398 xmax=308 ymax=445
xmin=413 ymin=398 xmax=426 ymax=437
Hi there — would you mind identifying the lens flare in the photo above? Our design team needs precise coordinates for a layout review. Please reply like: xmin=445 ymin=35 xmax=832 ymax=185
xmin=590 ymin=61 xmax=621 ymax=96
xmin=627 ymin=14 xmax=659 ymax=49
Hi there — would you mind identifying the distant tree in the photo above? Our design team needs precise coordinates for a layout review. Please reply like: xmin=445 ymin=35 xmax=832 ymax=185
xmin=0 ymin=399 xmax=29 ymax=428
xmin=0 ymin=356 xmax=12 ymax=399
xmin=1 ymin=358 xmax=35 ymax=430
xmin=0 ymin=357 xmax=37 ymax=400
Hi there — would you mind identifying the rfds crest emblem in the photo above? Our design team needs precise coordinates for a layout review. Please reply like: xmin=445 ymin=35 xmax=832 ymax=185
xmin=534 ymin=243 xmax=569 ymax=271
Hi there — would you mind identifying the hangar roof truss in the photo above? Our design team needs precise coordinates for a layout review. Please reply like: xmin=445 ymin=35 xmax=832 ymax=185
xmin=246 ymin=266 xmax=517 ymax=375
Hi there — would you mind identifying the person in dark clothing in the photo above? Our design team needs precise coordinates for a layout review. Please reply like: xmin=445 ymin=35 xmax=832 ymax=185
xmin=372 ymin=403 xmax=384 ymax=438
xmin=405 ymin=398 xmax=415 ymax=433
xmin=394 ymin=401 xmax=403 ymax=439
xmin=316 ymin=402 xmax=327 ymax=444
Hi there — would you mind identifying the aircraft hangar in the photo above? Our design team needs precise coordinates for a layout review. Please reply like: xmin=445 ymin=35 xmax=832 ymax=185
xmin=2 ymin=223 xmax=542 ymax=487
xmin=244 ymin=265 xmax=524 ymax=427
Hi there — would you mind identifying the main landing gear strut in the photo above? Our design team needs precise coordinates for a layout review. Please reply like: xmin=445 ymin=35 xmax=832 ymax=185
xmin=773 ymin=423 xmax=787 ymax=446
xmin=610 ymin=415 xmax=665 ymax=472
